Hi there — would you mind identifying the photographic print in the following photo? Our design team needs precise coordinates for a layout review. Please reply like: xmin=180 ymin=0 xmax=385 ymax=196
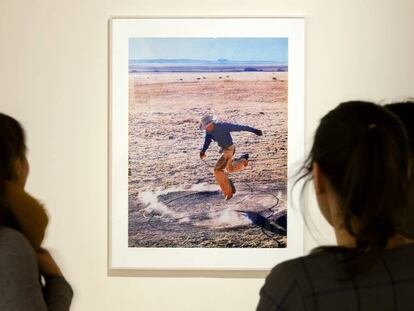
xmin=110 ymin=18 xmax=304 ymax=270
xmin=128 ymin=38 xmax=288 ymax=248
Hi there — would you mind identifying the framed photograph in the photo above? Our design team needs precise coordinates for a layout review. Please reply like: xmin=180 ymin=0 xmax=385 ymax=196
xmin=110 ymin=17 xmax=305 ymax=270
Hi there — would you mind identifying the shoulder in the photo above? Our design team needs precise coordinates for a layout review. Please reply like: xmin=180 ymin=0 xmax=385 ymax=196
xmin=0 ymin=226 xmax=34 ymax=251
xmin=258 ymin=251 xmax=339 ymax=310
xmin=258 ymin=258 xmax=305 ymax=310
xmin=274 ymin=249 xmax=347 ymax=285
xmin=266 ymin=250 xmax=333 ymax=277
xmin=0 ymin=226 xmax=39 ymax=283
xmin=262 ymin=256 xmax=308 ymax=291
xmin=0 ymin=227 xmax=49 ymax=310
xmin=217 ymin=122 xmax=239 ymax=129
xmin=0 ymin=227 xmax=39 ymax=290
xmin=0 ymin=226 xmax=37 ymax=270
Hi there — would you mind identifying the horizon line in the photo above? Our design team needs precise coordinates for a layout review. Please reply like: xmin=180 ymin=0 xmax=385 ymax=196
xmin=129 ymin=58 xmax=287 ymax=63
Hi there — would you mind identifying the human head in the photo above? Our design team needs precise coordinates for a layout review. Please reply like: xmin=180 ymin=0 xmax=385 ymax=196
xmin=206 ymin=123 xmax=215 ymax=132
xmin=199 ymin=115 xmax=217 ymax=131
xmin=0 ymin=113 xmax=29 ymax=189
xmin=299 ymin=101 xmax=410 ymax=273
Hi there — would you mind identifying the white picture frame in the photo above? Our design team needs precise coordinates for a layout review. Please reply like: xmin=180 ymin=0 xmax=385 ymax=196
xmin=109 ymin=17 xmax=305 ymax=271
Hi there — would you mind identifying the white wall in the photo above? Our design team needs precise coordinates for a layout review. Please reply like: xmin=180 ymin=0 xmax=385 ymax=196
xmin=1 ymin=0 xmax=413 ymax=310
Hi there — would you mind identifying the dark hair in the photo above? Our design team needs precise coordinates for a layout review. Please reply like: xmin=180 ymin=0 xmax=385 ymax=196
xmin=385 ymin=101 xmax=414 ymax=155
xmin=297 ymin=101 xmax=410 ymax=276
xmin=0 ymin=113 xmax=27 ymax=223
xmin=385 ymin=101 xmax=414 ymax=238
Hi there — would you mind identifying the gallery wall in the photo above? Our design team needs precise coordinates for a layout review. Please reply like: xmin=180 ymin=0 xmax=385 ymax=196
xmin=0 ymin=0 xmax=413 ymax=310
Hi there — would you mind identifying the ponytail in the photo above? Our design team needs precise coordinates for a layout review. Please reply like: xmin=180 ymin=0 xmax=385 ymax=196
xmin=341 ymin=124 xmax=408 ymax=274
xmin=385 ymin=101 xmax=414 ymax=240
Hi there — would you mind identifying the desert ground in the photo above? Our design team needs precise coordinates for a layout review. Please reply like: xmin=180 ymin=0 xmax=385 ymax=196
xmin=128 ymin=71 xmax=288 ymax=248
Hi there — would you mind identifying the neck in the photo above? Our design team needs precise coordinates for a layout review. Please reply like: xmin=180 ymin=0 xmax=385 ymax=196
xmin=334 ymin=227 xmax=414 ymax=249
xmin=386 ymin=234 xmax=414 ymax=249
xmin=7 ymin=179 xmax=25 ymax=191
xmin=334 ymin=227 xmax=356 ymax=248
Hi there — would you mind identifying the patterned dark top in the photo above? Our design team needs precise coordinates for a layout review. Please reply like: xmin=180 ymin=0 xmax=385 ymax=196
xmin=257 ymin=245 xmax=414 ymax=311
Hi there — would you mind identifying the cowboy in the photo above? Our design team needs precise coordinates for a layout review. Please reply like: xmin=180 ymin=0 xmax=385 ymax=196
xmin=199 ymin=115 xmax=263 ymax=200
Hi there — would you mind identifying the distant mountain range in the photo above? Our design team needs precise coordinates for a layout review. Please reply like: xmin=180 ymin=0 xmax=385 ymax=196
xmin=129 ymin=58 xmax=287 ymax=65
xmin=128 ymin=59 xmax=288 ymax=73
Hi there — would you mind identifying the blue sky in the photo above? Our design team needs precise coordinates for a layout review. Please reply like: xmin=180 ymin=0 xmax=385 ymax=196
xmin=129 ymin=38 xmax=288 ymax=63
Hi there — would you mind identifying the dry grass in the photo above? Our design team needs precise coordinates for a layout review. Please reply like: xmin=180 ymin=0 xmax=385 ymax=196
xmin=128 ymin=72 xmax=288 ymax=248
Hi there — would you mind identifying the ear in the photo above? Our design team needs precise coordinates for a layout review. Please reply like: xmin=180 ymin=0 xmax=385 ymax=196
xmin=312 ymin=162 xmax=326 ymax=195
xmin=13 ymin=158 xmax=22 ymax=178
xmin=13 ymin=157 xmax=29 ymax=188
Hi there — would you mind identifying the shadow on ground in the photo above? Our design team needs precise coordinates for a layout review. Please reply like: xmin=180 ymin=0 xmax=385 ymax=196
xmin=128 ymin=184 xmax=287 ymax=248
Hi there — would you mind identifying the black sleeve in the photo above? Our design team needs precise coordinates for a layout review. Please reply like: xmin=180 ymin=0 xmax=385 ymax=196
xmin=256 ymin=263 xmax=305 ymax=311
xmin=43 ymin=276 xmax=74 ymax=311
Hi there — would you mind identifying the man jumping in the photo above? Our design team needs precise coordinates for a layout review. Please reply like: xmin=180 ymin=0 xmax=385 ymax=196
xmin=199 ymin=115 xmax=263 ymax=201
